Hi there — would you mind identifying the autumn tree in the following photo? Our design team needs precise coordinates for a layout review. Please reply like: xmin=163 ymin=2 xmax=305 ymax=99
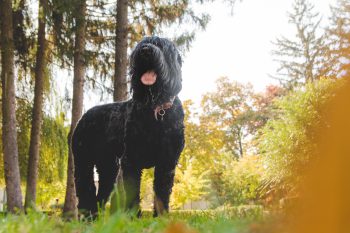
xmin=201 ymin=77 xmax=257 ymax=159
xmin=253 ymin=85 xmax=286 ymax=131
xmin=271 ymin=0 xmax=332 ymax=88
xmin=169 ymin=99 xmax=265 ymax=208
xmin=0 ymin=0 xmax=23 ymax=212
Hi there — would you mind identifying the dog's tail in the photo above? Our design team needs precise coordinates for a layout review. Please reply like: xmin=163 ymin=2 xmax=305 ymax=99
xmin=71 ymin=117 xmax=98 ymax=215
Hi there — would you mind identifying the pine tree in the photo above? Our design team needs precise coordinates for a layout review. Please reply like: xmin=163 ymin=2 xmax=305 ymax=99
xmin=114 ymin=0 xmax=129 ymax=101
xmin=63 ymin=0 xmax=87 ymax=219
xmin=25 ymin=0 xmax=49 ymax=210
xmin=0 ymin=0 xmax=23 ymax=213
xmin=327 ymin=0 xmax=350 ymax=77
xmin=271 ymin=0 xmax=331 ymax=88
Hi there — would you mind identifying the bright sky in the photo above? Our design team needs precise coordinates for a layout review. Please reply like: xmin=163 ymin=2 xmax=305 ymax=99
xmin=179 ymin=0 xmax=336 ymax=105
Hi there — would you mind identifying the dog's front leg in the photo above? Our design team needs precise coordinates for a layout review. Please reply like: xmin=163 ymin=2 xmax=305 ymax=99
xmin=153 ymin=165 xmax=176 ymax=216
xmin=122 ymin=164 xmax=142 ymax=214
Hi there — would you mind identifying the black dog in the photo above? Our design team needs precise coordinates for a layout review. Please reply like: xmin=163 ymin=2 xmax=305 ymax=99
xmin=72 ymin=36 xmax=185 ymax=216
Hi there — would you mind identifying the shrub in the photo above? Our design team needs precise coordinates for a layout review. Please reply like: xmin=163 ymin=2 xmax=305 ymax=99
xmin=258 ymin=79 xmax=344 ymax=197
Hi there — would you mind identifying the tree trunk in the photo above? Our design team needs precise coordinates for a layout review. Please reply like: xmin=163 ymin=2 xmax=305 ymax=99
xmin=237 ymin=127 xmax=243 ymax=158
xmin=63 ymin=0 xmax=86 ymax=219
xmin=114 ymin=0 xmax=129 ymax=102
xmin=25 ymin=0 xmax=48 ymax=210
xmin=238 ymin=136 xmax=243 ymax=158
xmin=0 ymin=0 xmax=23 ymax=213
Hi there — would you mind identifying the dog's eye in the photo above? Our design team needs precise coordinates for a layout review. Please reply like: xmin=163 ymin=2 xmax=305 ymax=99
xmin=177 ymin=54 xmax=182 ymax=66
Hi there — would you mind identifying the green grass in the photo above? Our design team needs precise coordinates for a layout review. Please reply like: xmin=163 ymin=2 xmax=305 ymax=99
xmin=0 ymin=208 xmax=264 ymax=233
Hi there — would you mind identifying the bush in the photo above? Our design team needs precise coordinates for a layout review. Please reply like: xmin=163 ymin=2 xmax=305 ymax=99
xmin=258 ymin=79 xmax=344 ymax=196
xmin=36 ymin=182 xmax=66 ymax=211
xmin=207 ymin=154 xmax=264 ymax=207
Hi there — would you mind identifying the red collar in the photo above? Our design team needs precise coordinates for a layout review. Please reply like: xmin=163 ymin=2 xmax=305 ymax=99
xmin=154 ymin=96 xmax=175 ymax=121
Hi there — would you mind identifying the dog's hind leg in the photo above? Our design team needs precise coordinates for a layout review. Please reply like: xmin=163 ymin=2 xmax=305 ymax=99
xmin=74 ymin=153 xmax=98 ymax=216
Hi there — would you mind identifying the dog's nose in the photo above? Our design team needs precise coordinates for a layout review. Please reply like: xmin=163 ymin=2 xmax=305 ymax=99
xmin=140 ymin=45 xmax=152 ymax=57
xmin=141 ymin=45 xmax=150 ymax=51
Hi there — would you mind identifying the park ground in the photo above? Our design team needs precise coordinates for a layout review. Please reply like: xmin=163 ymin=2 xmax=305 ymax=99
xmin=0 ymin=207 xmax=283 ymax=233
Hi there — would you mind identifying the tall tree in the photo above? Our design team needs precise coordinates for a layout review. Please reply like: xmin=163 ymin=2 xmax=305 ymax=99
xmin=326 ymin=0 xmax=350 ymax=77
xmin=0 ymin=0 xmax=23 ymax=212
xmin=63 ymin=0 xmax=87 ymax=219
xmin=271 ymin=0 xmax=331 ymax=88
xmin=114 ymin=0 xmax=129 ymax=101
xmin=25 ymin=0 xmax=48 ymax=209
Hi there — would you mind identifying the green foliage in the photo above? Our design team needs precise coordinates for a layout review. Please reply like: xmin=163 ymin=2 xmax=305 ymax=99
xmin=16 ymin=99 xmax=32 ymax=180
xmin=0 ymin=99 xmax=31 ymax=181
xmin=140 ymin=168 xmax=154 ymax=210
xmin=0 ymin=212 xmax=85 ymax=233
xmin=36 ymin=182 xmax=66 ymax=210
xmin=171 ymin=158 xmax=210 ymax=209
xmin=0 ymin=101 xmax=68 ymax=184
xmin=39 ymin=115 xmax=68 ymax=183
xmin=258 ymin=79 xmax=344 ymax=195
xmin=218 ymin=156 xmax=263 ymax=206
xmin=207 ymin=154 xmax=264 ymax=208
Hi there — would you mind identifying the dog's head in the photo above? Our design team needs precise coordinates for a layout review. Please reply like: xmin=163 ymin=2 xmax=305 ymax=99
xmin=129 ymin=36 xmax=182 ymax=107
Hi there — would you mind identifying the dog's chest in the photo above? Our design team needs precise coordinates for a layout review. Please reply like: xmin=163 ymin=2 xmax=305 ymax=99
xmin=124 ymin=107 xmax=180 ymax=168
xmin=126 ymin=115 xmax=167 ymax=147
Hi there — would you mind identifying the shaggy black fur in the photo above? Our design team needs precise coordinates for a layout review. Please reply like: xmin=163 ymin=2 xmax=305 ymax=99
xmin=72 ymin=36 xmax=185 ymax=217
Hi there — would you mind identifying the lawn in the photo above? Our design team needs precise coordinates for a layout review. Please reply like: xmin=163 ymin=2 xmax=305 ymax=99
xmin=0 ymin=207 xmax=266 ymax=233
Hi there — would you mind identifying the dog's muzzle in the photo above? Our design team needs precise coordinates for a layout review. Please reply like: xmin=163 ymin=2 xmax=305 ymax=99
xmin=140 ymin=44 xmax=153 ymax=57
